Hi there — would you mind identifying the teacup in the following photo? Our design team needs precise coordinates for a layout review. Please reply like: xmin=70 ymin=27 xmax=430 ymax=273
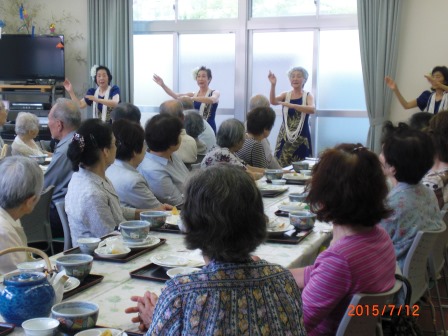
xmin=120 ymin=220 xmax=151 ymax=243
xmin=77 ymin=238 xmax=101 ymax=255
xmin=292 ymin=161 xmax=309 ymax=173
xmin=289 ymin=211 xmax=316 ymax=231
xmin=55 ymin=254 xmax=93 ymax=281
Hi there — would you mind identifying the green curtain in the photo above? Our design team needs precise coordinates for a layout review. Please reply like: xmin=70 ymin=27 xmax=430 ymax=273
xmin=88 ymin=0 xmax=133 ymax=103
xmin=357 ymin=0 xmax=402 ymax=153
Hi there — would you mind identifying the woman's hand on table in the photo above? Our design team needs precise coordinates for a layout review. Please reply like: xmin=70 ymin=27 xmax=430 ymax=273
xmin=125 ymin=291 xmax=159 ymax=331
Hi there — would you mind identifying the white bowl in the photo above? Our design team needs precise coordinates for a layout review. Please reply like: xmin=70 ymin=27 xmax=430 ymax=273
xmin=77 ymin=237 xmax=101 ymax=255
xmin=271 ymin=179 xmax=286 ymax=185
xmin=75 ymin=328 xmax=128 ymax=336
xmin=17 ymin=260 xmax=46 ymax=273
xmin=166 ymin=267 xmax=201 ymax=278
xmin=22 ymin=317 xmax=59 ymax=336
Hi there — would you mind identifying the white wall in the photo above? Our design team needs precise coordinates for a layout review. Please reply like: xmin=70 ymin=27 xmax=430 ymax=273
xmin=390 ymin=0 xmax=448 ymax=123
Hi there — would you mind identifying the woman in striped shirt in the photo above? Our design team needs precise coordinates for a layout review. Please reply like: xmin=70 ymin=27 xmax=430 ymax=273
xmin=290 ymin=143 xmax=396 ymax=335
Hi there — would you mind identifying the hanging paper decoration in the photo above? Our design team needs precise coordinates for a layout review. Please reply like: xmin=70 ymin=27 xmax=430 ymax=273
xmin=49 ymin=23 xmax=56 ymax=34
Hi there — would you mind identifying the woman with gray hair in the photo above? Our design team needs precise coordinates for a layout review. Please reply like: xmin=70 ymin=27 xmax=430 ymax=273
xmin=201 ymin=118 xmax=265 ymax=179
xmin=11 ymin=112 xmax=46 ymax=157
xmin=0 ymin=156 xmax=44 ymax=275
xmin=268 ymin=66 xmax=315 ymax=166
xmin=184 ymin=110 xmax=207 ymax=155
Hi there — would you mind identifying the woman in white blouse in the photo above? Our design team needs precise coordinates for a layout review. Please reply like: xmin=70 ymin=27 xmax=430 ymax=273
xmin=11 ymin=112 xmax=46 ymax=157
xmin=65 ymin=119 xmax=170 ymax=246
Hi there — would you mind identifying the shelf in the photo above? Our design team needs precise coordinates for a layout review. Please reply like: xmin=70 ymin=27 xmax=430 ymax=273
xmin=0 ymin=85 xmax=53 ymax=93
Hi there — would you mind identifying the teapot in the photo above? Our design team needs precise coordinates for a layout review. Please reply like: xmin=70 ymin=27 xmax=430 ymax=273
xmin=0 ymin=246 xmax=67 ymax=325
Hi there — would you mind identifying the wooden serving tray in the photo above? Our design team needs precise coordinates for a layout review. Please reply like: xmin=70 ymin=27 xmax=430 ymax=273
xmin=150 ymin=225 xmax=182 ymax=234
xmin=64 ymin=235 xmax=167 ymax=263
xmin=62 ymin=273 xmax=104 ymax=300
xmin=129 ymin=263 xmax=171 ymax=283
xmin=266 ymin=229 xmax=313 ymax=245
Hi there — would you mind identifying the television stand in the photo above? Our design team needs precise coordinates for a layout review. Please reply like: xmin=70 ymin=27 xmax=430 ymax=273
xmin=0 ymin=84 xmax=64 ymax=104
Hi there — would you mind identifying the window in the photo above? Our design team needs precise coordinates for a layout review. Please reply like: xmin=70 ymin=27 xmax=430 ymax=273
xmin=133 ymin=0 xmax=366 ymax=154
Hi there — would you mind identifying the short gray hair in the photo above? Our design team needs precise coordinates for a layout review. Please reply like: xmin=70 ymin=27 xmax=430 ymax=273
xmin=287 ymin=66 xmax=309 ymax=84
xmin=249 ymin=94 xmax=270 ymax=110
xmin=159 ymin=100 xmax=184 ymax=120
xmin=184 ymin=110 xmax=205 ymax=138
xmin=217 ymin=118 xmax=245 ymax=148
xmin=15 ymin=112 xmax=39 ymax=135
xmin=0 ymin=156 xmax=43 ymax=209
xmin=52 ymin=98 xmax=82 ymax=130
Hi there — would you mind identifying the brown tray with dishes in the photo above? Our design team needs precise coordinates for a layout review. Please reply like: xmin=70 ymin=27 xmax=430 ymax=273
xmin=0 ymin=323 xmax=15 ymax=336
xmin=62 ymin=273 xmax=104 ymax=300
xmin=266 ymin=228 xmax=313 ymax=245
xmin=129 ymin=263 xmax=171 ymax=283
xmin=125 ymin=328 xmax=145 ymax=336
xmin=260 ymin=188 xmax=288 ymax=198
xmin=150 ymin=224 xmax=183 ymax=234
xmin=64 ymin=235 xmax=167 ymax=263
xmin=267 ymin=179 xmax=307 ymax=185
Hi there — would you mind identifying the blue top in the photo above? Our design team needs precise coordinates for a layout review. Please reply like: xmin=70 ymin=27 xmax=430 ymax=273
xmin=416 ymin=90 xmax=441 ymax=113
xmin=137 ymin=152 xmax=189 ymax=206
xmin=85 ymin=85 xmax=120 ymax=110
xmin=147 ymin=259 xmax=306 ymax=336
xmin=194 ymin=100 xmax=218 ymax=133
xmin=380 ymin=182 xmax=444 ymax=270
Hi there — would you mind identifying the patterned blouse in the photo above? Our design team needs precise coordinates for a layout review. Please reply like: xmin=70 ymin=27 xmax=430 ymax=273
xmin=422 ymin=168 xmax=448 ymax=210
xmin=201 ymin=145 xmax=247 ymax=170
xmin=380 ymin=182 xmax=444 ymax=270
xmin=147 ymin=259 xmax=306 ymax=336
xmin=236 ymin=138 xmax=268 ymax=168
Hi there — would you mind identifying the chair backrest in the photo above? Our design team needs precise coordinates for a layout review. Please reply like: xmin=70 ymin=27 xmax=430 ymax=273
xmin=20 ymin=185 xmax=55 ymax=255
xmin=402 ymin=228 xmax=443 ymax=305
xmin=429 ymin=221 xmax=448 ymax=278
xmin=55 ymin=201 xmax=72 ymax=251
xmin=336 ymin=278 xmax=403 ymax=336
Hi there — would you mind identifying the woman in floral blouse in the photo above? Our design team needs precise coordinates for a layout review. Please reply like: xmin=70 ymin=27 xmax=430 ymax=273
xmin=380 ymin=122 xmax=444 ymax=270
xmin=201 ymin=118 xmax=265 ymax=180
xmin=125 ymin=165 xmax=306 ymax=335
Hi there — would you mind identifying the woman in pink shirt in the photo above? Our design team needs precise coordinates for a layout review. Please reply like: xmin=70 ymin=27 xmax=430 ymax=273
xmin=290 ymin=143 xmax=397 ymax=335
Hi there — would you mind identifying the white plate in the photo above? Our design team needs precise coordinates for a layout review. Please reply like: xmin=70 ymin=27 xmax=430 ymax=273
xmin=64 ymin=276 xmax=81 ymax=292
xmin=124 ymin=236 xmax=161 ymax=249
xmin=278 ymin=201 xmax=307 ymax=212
xmin=166 ymin=214 xmax=181 ymax=225
xmin=267 ymin=224 xmax=295 ymax=234
xmin=166 ymin=267 xmax=201 ymax=278
xmin=283 ymin=173 xmax=311 ymax=181
xmin=75 ymin=328 xmax=128 ymax=336
xmin=94 ymin=246 xmax=131 ymax=259
xmin=258 ymin=185 xmax=288 ymax=192
xmin=151 ymin=254 xmax=189 ymax=268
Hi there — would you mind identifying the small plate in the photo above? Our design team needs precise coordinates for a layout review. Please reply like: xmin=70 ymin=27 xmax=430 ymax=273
xmin=258 ymin=184 xmax=288 ymax=192
xmin=124 ymin=236 xmax=161 ymax=249
xmin=64 ymin=276 xmax=81 ymax=292
xmin=94 ymin=246 xmax=131 ymax=259
xmin=278 ymin=201 xmax=307 ymax=212
xmin=75 ymin=328 xmax=128 ymax=336
xmin=283 ymin=173 xmax=311 ymax=181
xmin=166 ymin=267 xmax=201 ymax=278
xmin=267 ymin=224 xmax=295 ymax=235
xmin=150 ymin=254 xmax=189 ymax=268
xmin=166 ymin=214 xmax=181 ymax=226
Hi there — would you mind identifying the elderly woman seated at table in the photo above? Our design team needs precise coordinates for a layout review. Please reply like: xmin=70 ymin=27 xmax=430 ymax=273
xmin=125 ymin=165 xmax=307 ymax=335
xmin=201 ymin=118 xmax=265 ymax=179
xmin=290 ymin=143 xmax=396 ymax=335
xmin=236 ymin=106 xmax=276 ymax=168
xmin=184 ymin=110 xmax=207 ymax=156
xmin=11 ymin=112 xmax=46 ymax=157
xmin=0 ymin=156 xmax=43 ymax=275
xmin=380 ymin=122 xmax=444 ymax=269
xmin=65 ymin=119 xmax=149 ymax=245
xmin=138 ymin=114 xmax=189 ymax=206
xmin=106 ymin=119 xmax=172 ymax=210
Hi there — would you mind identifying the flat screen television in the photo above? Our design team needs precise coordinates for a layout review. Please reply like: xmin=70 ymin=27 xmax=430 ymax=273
xmin=0 ymin=34 xmax=65 ymax=83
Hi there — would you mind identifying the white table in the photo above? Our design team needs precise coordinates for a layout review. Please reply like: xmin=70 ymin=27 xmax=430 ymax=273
xmin=6 ymin=182 xmax=332 ymax=334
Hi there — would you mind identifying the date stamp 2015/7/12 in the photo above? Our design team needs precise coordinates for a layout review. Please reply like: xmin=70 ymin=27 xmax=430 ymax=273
xmin=347 ymin=304 xmax=420 ymax=317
